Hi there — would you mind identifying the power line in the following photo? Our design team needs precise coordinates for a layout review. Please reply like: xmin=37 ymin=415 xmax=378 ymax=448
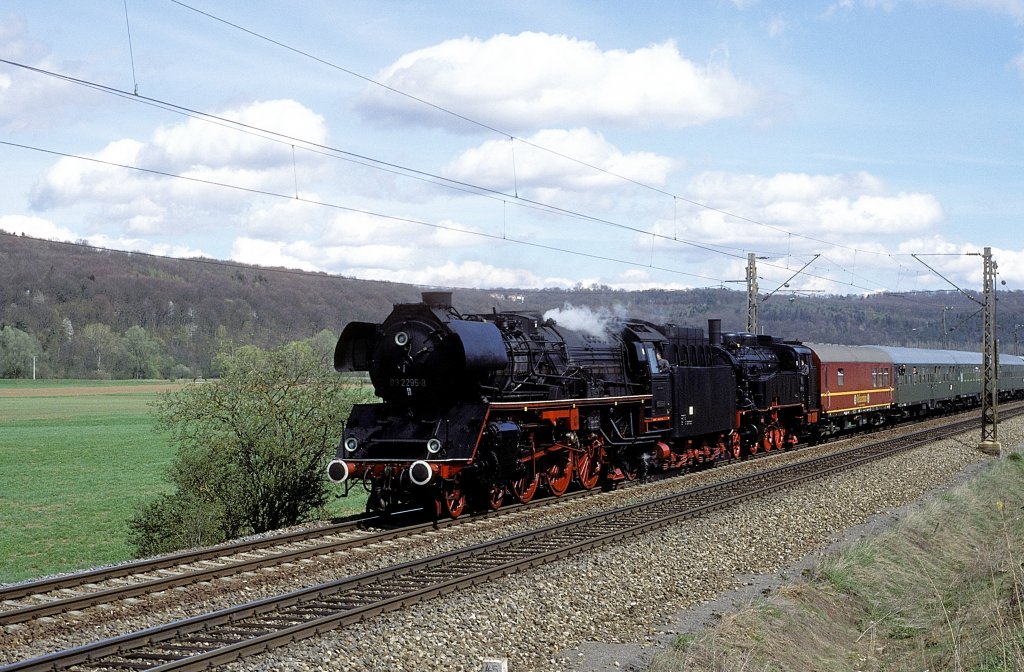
xmin=3 ymin=57 xmax=877 ymax=294
xmin=0 ymin=55 xmax=892 ymax=294
xmin=0 ymin=139 xmax=726 ymax=284
xmin=166 ymin=0 xmax=905 ymax=265
xmin=5 ymin=20 xmax=926 ymax=298
xmin=0 ymin=57 xmax=754 ymax=263
xmin=122 ymin=0 xmax=139 ymax=95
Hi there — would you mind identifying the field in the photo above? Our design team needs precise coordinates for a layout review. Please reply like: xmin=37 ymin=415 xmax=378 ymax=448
xmin=0 ymin=380 xmax=367 ymax=585
xmin=0 ymin=380 xmax=179 ymax=583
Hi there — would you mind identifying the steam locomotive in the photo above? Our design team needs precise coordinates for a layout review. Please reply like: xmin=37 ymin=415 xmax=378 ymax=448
xmin=328 ymin=292 xmax=1024 ymax=517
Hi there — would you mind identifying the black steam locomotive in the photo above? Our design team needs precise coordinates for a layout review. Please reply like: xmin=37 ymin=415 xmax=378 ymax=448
xmin=328 ymin=292 xmax=818 ymax=517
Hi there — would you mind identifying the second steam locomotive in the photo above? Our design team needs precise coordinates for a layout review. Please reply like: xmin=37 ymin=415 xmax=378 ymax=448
xmin=328 ymin=292 xmax=1024 ymax=517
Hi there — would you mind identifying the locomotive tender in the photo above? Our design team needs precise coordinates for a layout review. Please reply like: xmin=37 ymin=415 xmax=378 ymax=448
xmin=328 ymin=292 xmax=1024 ymax=517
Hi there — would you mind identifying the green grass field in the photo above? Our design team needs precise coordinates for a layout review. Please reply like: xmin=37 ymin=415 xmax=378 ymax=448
xmin=0 ymin=380 xmax=367 ymax=584
xmin=0 ymin=381 xmax=178 ymax=583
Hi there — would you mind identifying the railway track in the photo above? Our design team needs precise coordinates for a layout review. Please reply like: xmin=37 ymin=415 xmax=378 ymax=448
xmin=2 ymin=410 xmax=1007 ymax=672
xmin=0 ymin=479 xmax=609 ymax=626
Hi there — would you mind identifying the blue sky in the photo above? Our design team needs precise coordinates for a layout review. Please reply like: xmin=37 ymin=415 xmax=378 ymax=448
xmin=1 ymin=0 xmax=1023 ymax=295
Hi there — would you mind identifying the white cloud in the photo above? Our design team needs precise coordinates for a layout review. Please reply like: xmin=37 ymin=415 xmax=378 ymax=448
xmin=30 ymin=100 xmax=329 ymax=236
xmin=145 ymin=100 xmax=326 ymax=170
xmin=826 ymin=0 xmax=1024 ymax=20
xmin=680 ymin=171 xmax=942 ymax=244
xmin=359 ymin=32 xmax=758 ymax=130
xmin=241 ymin=198 xmax=322 ymax=238
xmin=766 ymin=15 xmax=791 ymax=37
xmin=229 ymin=209 xmax=493 ymax=282
xmin=444 ymin=128 xmax=676 ymax=193
xmin=0 ymin=214 xmax=78 ymax=241
xmin=935 ymin=0 xmax=1024 ymax=22
xmin=1011 ymin=51 xmax=1024 ymax=76
xmin=348 ymin=259 xmax=557 ymax=289
xmin=322 ymin=211 xmax=484 ymax=250
xmin=0 ymin=214 xmax=208 ymax=258
xmin=230 ymin=237 xmax=321 ymax=271
xmin=0 ymin=18 xmax=84 ymax=131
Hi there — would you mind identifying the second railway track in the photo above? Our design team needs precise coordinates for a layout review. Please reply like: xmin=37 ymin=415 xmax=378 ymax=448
xmin=3 ymin=409 xmax=1009 ymax=672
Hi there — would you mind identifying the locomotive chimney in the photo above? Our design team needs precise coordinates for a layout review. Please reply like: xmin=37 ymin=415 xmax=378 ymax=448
xmin=421 ymin=291 xmax=453 ymax=308
xmin=708 ymin=318 xmax=722 ymax=346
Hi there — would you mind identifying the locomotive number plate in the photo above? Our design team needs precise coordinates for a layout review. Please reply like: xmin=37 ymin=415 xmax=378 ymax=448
xmin=391 ymin=378 xmax=427 ymax=387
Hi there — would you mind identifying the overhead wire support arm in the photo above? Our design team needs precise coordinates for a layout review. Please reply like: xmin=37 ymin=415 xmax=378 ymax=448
xmin=910 ymin=253 xmax=983 ymax=306
xmin=761 ymin=254 xmax=821 ymax=302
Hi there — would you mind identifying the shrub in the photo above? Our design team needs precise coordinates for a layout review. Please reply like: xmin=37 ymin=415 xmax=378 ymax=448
xmin=127 ymin=340 xmax=375 ymax=554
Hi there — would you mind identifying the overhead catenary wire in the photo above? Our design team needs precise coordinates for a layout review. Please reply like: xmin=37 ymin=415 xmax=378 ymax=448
xmin=0 ymin=139 xmax=727 ymax=284
xmin=165 ymin=0 xmax=905 ymax=264
xmin=0 ymin=7 xmax=924 ymax=298
xmin=122 ymin=0 xmax=139 ymax=95
xmin=0 ymin=57 xmax=752 ymax=262
xmin=0 ymin=56 xmax=877 ymax=291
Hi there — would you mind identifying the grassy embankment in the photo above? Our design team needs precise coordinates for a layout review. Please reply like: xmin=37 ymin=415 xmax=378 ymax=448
xmin=0 ymin=380 xmax=367 ymax=584
xmin=651 ymin=453 xmax=1024 ymax=671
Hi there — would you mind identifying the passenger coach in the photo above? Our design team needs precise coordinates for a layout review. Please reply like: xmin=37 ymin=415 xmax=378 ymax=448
xmin=808 ymin=342 xmax=1024 ymax=437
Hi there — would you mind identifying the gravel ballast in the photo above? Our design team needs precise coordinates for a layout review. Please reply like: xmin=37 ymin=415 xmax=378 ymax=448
xmin=228 ymin=421 xmax=1024 ymax=672
xmin=4 ymin=419 xmax=1018 ymax=672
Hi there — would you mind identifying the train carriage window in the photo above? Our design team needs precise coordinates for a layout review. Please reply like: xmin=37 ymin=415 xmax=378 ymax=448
xmin=883 ymin=368 xmax=890 ymax=387
xmin=837 ymin=368 xmax=844 ymax=386
xmin=872 ymin=368 xmax=877 ymax=387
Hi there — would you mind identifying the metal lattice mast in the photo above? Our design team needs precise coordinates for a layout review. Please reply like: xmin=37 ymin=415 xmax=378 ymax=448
xmin=979 ymin=246 xmax=1001 ymax=455
xmin=746 ymin=252 xmax=758 ymax=334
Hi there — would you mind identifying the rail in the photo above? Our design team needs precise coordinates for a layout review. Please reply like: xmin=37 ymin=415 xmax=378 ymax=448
xmin=3 ymin=410 xmax=1007 ymax=672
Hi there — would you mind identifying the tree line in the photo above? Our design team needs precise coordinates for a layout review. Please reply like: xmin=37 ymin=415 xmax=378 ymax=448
xmin=4 ymin=231 xmax=1023 ymax=382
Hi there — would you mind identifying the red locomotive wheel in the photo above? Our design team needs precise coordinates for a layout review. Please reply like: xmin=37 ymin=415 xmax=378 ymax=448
xmin=730 ymin=433 xmax=742 ymax=460
xmin=510 ymin=472 xmax=539 ymax=503
xmin=436 ymin=482 xmax=467 ymax=518
xmin=545 ymin=455 xmax=573 ymax=496
xmin=575 ymin=440 xmax=603 ymax=490
xmin=486 ymin=483 xmax=505 ymax=510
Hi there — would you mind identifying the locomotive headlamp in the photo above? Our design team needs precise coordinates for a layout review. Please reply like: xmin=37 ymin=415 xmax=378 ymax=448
xmin=327 ymin=459 xmax=350 ymax=483
xmin=408 ymin=460 xmax=435 ymax=486
xmin=426 ymin=438 xmax=442 ymax=454
xmin=343 ymin=437 xmax=359 ymax=452
xmin=394 ymin=331 xmax=409 ymax=346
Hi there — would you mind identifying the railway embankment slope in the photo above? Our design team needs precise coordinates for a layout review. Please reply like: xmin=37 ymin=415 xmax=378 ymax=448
xmin=604 ymin=432 xmax=1024 ymax=671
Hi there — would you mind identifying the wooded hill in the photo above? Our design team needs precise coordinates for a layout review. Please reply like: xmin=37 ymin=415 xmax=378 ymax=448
xmin=1 ymin=231 xmax=1021 ymax=379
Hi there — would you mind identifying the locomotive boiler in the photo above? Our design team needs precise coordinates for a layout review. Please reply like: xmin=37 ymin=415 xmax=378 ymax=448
xmin=328 ymin=292 xmax=818 ymax=517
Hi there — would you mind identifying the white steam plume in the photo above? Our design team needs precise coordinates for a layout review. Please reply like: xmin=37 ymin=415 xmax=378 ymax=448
xmin=542 ymin=303 xmax=623 ymax=339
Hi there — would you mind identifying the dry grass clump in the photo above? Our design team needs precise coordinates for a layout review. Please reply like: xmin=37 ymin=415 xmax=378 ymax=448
xmin=650 ymin=454 xmax=1024 ymax=671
